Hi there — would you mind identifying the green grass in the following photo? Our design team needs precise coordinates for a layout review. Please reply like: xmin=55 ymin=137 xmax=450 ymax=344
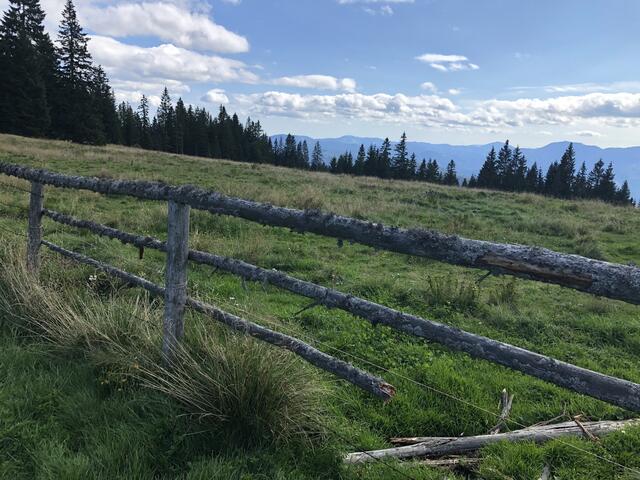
xmin=1 ymin=133 xmax=640 ymax=479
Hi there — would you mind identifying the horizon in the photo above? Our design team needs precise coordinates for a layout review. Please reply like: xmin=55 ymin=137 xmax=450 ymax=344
xmin=2 ymin=0 xmax=639 ymax=148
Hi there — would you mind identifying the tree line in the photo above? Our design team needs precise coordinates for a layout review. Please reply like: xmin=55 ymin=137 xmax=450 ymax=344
xmin=469 ymin=141 xmax=634 ymax=205
xmin=0 ymin=0 xmax=633 ymax=207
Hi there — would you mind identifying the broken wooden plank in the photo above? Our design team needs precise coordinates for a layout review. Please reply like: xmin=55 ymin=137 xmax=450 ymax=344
xmin=347 ymin=419 xmax=640 ymax=463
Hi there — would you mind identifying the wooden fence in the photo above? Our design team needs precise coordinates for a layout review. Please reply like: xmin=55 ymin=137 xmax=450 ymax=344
xmin=2 ymin=161 xmax=640 ymax=412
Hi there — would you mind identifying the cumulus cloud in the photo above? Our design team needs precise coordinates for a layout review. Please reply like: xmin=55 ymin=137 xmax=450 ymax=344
xmin=272 ymin=75 xmax=356 ymax=92
xmin=235 ymin=91 xmax=467 ymax=128
xmin=202 ymin=88 xmax=230 ymax=104
xmin=83 ymin=2 xmax=249 ymax=53
xmin=233 ymin=90 xmax=640 ymax=132
xmin=448 ymin=88 xmax=461 ymax=95
xmin=89 ymin=35 xmax=259 ymax=85
xmin=471 ymin=93 xmax=640 ymax=127
xmin=416 ymin=53 xmax=479 ymax=72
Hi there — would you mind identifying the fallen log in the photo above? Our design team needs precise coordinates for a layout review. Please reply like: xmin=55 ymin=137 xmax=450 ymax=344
xmin=41 ymin=208 xmax=640 ymax=413
xmin=346 ymin=419 xmax=640 ymax=464
xmin=40 ymin=240 xmax=396 ymax=401
xmin=2 ymin=162 xmax=640 ymax=304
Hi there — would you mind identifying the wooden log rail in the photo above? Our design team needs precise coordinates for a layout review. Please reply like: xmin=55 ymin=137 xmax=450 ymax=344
xmin=344 ymin=419 xmax=640 ymax=463
xmin=2 ymin=162 xmax=640 ymax=304
xmin=40 ymin=240 xmax=396 ymax=400
xmin=41 ymin=208 xmax=640 ymax=413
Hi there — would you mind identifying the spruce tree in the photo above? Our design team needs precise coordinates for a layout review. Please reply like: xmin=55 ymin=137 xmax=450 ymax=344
xmin=615 ymin=180 xmax=633 ymax=205
xmin=417 ymin=159 xmax=427 ymax=181
xmin=354 ymin=144 xmax=366 ymax=175
xmin=557 ymin=143 xmax=576 ymax=197
xmin=443 ymin=160 xmax=459 ymax=186
xmin=391 ymin=132 xmax=408 ymax=179
xmin=0 ymin=0 xmax=53 ymax=136
xmin=496 ymin=140 xmax=512 ymax=188
xmin=512 ymin=146 xmax=527 ymax=191
xmin=378 ymin=138 xmax=391 ymax=178
xmin=364 ymin=144 xmax=378 ymax=176
xmin=573 ymin=161 xmax=588 ymax=198
xmin=138 ymin=95 xmax=151 ymax=149
xmin=477 ymin=147 xmax=498 ymax=188
xmin=311 ymin=141 xmax=324 ymax=170
xmin=425 ymin=159 xmax=441 ymax=183
xmin=56 ymin=0 xmax=105 ymax=143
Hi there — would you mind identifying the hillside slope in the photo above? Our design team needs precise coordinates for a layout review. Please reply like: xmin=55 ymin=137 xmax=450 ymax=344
xmin=1 ymin=134 xmax=640 ymax=479
xmin=273 ymin=134 xmax=640 ymax=197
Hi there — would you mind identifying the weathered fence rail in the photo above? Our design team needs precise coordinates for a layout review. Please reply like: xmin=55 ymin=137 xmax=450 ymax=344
xmin=41 ymin=208 xmax=640 ymax=412
xmin=41 ymin=241 xmax=395 ymax=399
xmin=2 ymin=162 xmax=640 ymax=304
xmin=1 ymin=161 xmax=640 ymax=412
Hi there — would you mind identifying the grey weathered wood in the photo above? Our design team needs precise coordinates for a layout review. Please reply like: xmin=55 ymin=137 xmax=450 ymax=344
xmin=3 ymin=162 xmax=640 ymax=304
xmin=345 ymin=419 xmax=640 ymax=463
xmin=41 ymin=208 xmax=640 ymax=413
xmin=489 ymin=389 xmax=514 ymax=434
xmin=40 ymin=240 xmax=395 ymax=400
xmin=26 ymin=181 xmax=43 ymax=272
xmin=163 ymin=201 xmax=190 ymax=362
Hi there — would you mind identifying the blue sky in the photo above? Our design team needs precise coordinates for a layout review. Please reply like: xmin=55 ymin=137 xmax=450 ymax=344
xmin=4 ymin=0 xmax=640 ymax=146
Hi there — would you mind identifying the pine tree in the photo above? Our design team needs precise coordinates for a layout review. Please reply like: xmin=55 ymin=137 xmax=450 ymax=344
xmin=477 ymin=147 xmax=498 ymax=188
xmin=354 ymin=144 xmax=366 ymax=175
xmin=156 ymin=87 xmax=174 ymax=152
xmin=311 ymin=141 xmax=324 ymax=170
xmin=557 ymin=143 xmax=576 ymax=197
xmin=496 ymin=140 xmax=512 ymax=188
xmin=301 ymin=140 xmax=310 ymax=169
xmin=378 ymin=138 xmax=391 ymax=178
xmin=525 ymin=163 xmax=539 ymax=192
xmin=512 ymin=146 xmax=527 ymax=191
xmin=391 ymin=132 xmax=408 ymax=179
xmin=615 ymin=180 xmax=633 ymax=205
xmin=468 ymin=174 xmax=478 ymax=188
xmin=408 ymin=153 xmax=417 ymax=180
xmin=138 ymin=95 xmax=151 ymax=149
xmin=417 ymin=159 xmax=427 ymax=181
xmin=442 ymin=160 xmax=459 ymax=186
xmin=598 ymin=162 xmax=617 ymax=202
xmin=573 ymin=161 xmax=588 ymax=198
xmin=425 ymin=159 xmax=441 ymax=183
xmin=364 ymin=144 xmax=378 ymax=176
xmin=56 ymin=0 xmax=105 ymax=143
xmin=587 ymin=159 xmax=605 ymax=195
xmin=0 ymin=0 xmax=53 ymax=136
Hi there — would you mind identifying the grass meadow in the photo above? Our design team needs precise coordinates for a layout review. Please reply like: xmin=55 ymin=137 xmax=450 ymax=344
xmin=1 ymin=134 xmax=640 ymax=479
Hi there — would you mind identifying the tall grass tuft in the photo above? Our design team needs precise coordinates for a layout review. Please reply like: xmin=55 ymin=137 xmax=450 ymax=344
xmin=0 ymin=245 xmax=327 ymax=447
xmin=423 ymin=275 xmax=479 ymax=312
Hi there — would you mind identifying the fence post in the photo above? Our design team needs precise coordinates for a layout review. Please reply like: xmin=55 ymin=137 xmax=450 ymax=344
xmin=27 ymin=181 xmax=44 ymax=272
xmin=162 ymin=200 xmax=190 ymax=363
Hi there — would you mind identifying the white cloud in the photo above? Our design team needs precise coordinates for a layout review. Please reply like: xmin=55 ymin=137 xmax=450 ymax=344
xmin=89 ymin=35 xmax=259 ymax=85
xmin=573 ymin=130 xmax=603 ymax=137
xmin=380 ymin=5 xmax=393 ymax=14
xmin=235 ymin=91 xmax=467 ymax=128
xmin=448 ymin=88 xmax=461 ymax=95
xmin=471 ymin=93 xmax=640 ymax=127
xmin=420 ymin=82 xmax=437 ymax=92
xmin=83 ymin=2 xmax=249 ymax=53
xmin=233 ymin=90 xmax=640 ymax=132
xmin=202 ymin=88 xmax=230 ymax=104
xmin=416 ymin=53 xmax=479 ymax=72
xmin=222 ymin=0 xmax=241 ymax=4
xmin=272 ymin=75 xmax=357 ymax=92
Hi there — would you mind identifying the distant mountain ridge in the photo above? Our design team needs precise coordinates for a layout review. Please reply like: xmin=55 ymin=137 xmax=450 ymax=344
xmin=271 ymin=134 xmax=640 ymax=198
